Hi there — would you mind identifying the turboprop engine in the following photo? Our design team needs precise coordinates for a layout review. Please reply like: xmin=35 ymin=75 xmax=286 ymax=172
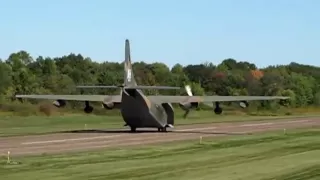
xmin=214 ymin=102 xmax=223 ymax=115
xmin=179 ymin=102 xmax=199 ymax=111
xmin=102 ymin=101 xmax=114 ymax=109
xmin=84 ymin=101 xmax=93 ymax=113
xmin=52 ymin=99 xmax=66 ymax=108
xmin=179 ymin=85 xmax=199 ymax=118
xmin=179 ymin=102 xmax=199 ymax=118
xmin=239 ymin=101 xmax=249 ymax=108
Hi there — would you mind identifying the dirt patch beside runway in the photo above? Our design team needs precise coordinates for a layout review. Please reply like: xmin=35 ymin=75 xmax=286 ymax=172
xmin=0 ymin=118 xmax=319 ymax=156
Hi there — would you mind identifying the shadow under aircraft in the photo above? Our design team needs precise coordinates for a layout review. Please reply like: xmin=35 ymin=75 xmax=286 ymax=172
xmin=16 ymin=39 xmax=289 ymax=132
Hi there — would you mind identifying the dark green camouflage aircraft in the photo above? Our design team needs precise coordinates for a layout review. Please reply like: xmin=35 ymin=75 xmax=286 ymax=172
xmin=16 ymin=39 xmax=289 ymax=132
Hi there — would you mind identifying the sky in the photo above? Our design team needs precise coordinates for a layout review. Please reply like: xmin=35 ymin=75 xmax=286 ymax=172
xmin=0 ymin=0 xmax=319 ymax=68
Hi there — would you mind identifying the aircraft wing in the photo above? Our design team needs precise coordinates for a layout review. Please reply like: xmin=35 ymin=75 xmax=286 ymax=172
xmin=15 ymin=95 xmax=122 ymax=103
xmin=147 ymin=95 xmax=289 ymax=104
xmin=15 ymin=94 xmax=289 ymax=104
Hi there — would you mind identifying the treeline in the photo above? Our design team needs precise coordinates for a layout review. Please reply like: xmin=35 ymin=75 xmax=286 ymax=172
xmin=0 ymin=50 xmax=320 ymax=111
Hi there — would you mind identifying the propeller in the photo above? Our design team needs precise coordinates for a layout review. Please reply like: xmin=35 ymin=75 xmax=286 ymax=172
xmin=183 ymin=110 xmax=189 ymax=119
xmin=183 ymin=85 xmax=193 ymax=119
xmin=185 ymin=85 xmax=193 ymax=96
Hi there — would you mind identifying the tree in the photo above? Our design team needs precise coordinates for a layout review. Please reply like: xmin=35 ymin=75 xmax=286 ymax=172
xmin=0 ymin=50 xmax=319 ymax=111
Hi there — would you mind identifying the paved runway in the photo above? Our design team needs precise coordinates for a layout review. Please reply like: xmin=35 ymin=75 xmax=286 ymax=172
xmin=0 ymin=118 xmax=319 ymax=156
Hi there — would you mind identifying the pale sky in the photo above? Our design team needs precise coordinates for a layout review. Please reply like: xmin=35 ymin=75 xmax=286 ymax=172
xmin=1 ymin=0 xmax=319 ymax=68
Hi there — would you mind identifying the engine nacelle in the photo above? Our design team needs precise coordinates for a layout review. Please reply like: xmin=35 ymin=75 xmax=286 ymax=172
xmin=102 ymin=102 xmax=114 ymax=109
xmin=84 ymin=105 xmax=93 ymax=113
xmin=279 ymin=99 xmax=289 ymax=106
xmin=84 ymin=101 xmax=93 ymax=113
xmin=214 ymin=102 xmax=223 ymax=115
xmin=53 ymin=99 xmax=66 ymax=108
xmin=239 ymin=101 xmax=249 ymax=108
xmin=179 ymin=102 xmax=199 ymax=111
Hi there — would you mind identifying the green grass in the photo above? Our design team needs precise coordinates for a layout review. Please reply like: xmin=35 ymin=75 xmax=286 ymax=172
xmin=0 ymin=110 xmax=318 ymax=137
xmin=0 ymin=128 xmax=319 ymax=180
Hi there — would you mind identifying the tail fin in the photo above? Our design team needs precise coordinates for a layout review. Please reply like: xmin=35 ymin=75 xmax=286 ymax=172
xmin=124 ymin=39 xmax=137 ymax=87
xmin=122 ymin=39 xmax=181 ymax=90
xmin=76 ymin=39 xmax=181 ymax=90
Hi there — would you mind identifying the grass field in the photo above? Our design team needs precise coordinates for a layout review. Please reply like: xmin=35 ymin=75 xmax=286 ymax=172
xmin=0 ymin=110 xmax=319 ymax=137
xmin=0 ymin=128 xmax=319 ymax=180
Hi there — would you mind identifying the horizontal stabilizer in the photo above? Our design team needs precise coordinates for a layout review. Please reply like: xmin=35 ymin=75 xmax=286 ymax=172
xmin=76 ymin=85 xmax=181 ymax=90
xmin=125 ymin=86 xmax=181 ymax=90
xmin=76 ymin=85 xmax=120 ymax=89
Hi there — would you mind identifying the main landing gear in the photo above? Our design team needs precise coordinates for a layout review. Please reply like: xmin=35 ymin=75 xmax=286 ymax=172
xmin=129 ymin=126 xmax=168 ymax=132
xmin=130 ymin=126 xmax=136 ymax=132
xmin=158 ymin=127 xmax=167 ymax=132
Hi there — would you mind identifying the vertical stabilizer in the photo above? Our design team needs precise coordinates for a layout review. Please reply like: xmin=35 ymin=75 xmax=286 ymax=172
xmin=76 ymin=39 xmax=180 ymax=90
xmin=124 ymin=39 xmax=137 ymax=87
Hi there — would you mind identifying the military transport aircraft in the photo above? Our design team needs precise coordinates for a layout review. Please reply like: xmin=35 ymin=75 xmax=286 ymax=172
xmin=15 ymin=39 xmax=289 ymax=132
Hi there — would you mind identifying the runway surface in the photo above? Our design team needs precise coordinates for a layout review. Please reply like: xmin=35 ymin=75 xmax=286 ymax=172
xmin=0 ymin=118 xmax=319 ymax=156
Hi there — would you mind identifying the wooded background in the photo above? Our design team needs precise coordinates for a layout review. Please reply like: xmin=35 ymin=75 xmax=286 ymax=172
xmin=1 ymin=50 xmax=319 ymax=115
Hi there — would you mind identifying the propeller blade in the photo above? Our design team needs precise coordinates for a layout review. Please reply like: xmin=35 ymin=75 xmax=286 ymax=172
xmin=183 ymin=109 xmax=190 ymax=119
xmin=182 ymin=85 xmax=193 ymax=119
xmin=185 ymin=85 xmax=193 ymax=96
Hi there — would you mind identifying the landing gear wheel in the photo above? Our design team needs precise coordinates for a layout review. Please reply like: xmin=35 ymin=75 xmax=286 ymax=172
xmin=163 ymin=127 xmax=167 ymax=132
xmin=158 ymin=127 xmax=167 ymax=132
xmin=130 ymin=126 xmax=136 ymax=132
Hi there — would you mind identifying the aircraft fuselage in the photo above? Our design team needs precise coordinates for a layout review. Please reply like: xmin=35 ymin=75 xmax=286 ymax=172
xmin=120 ymin=88 xmax=174 ymax=131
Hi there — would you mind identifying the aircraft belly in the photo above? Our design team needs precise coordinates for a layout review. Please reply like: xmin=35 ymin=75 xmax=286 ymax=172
xmin=121 ymin=91 xmax=164 ymax=128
